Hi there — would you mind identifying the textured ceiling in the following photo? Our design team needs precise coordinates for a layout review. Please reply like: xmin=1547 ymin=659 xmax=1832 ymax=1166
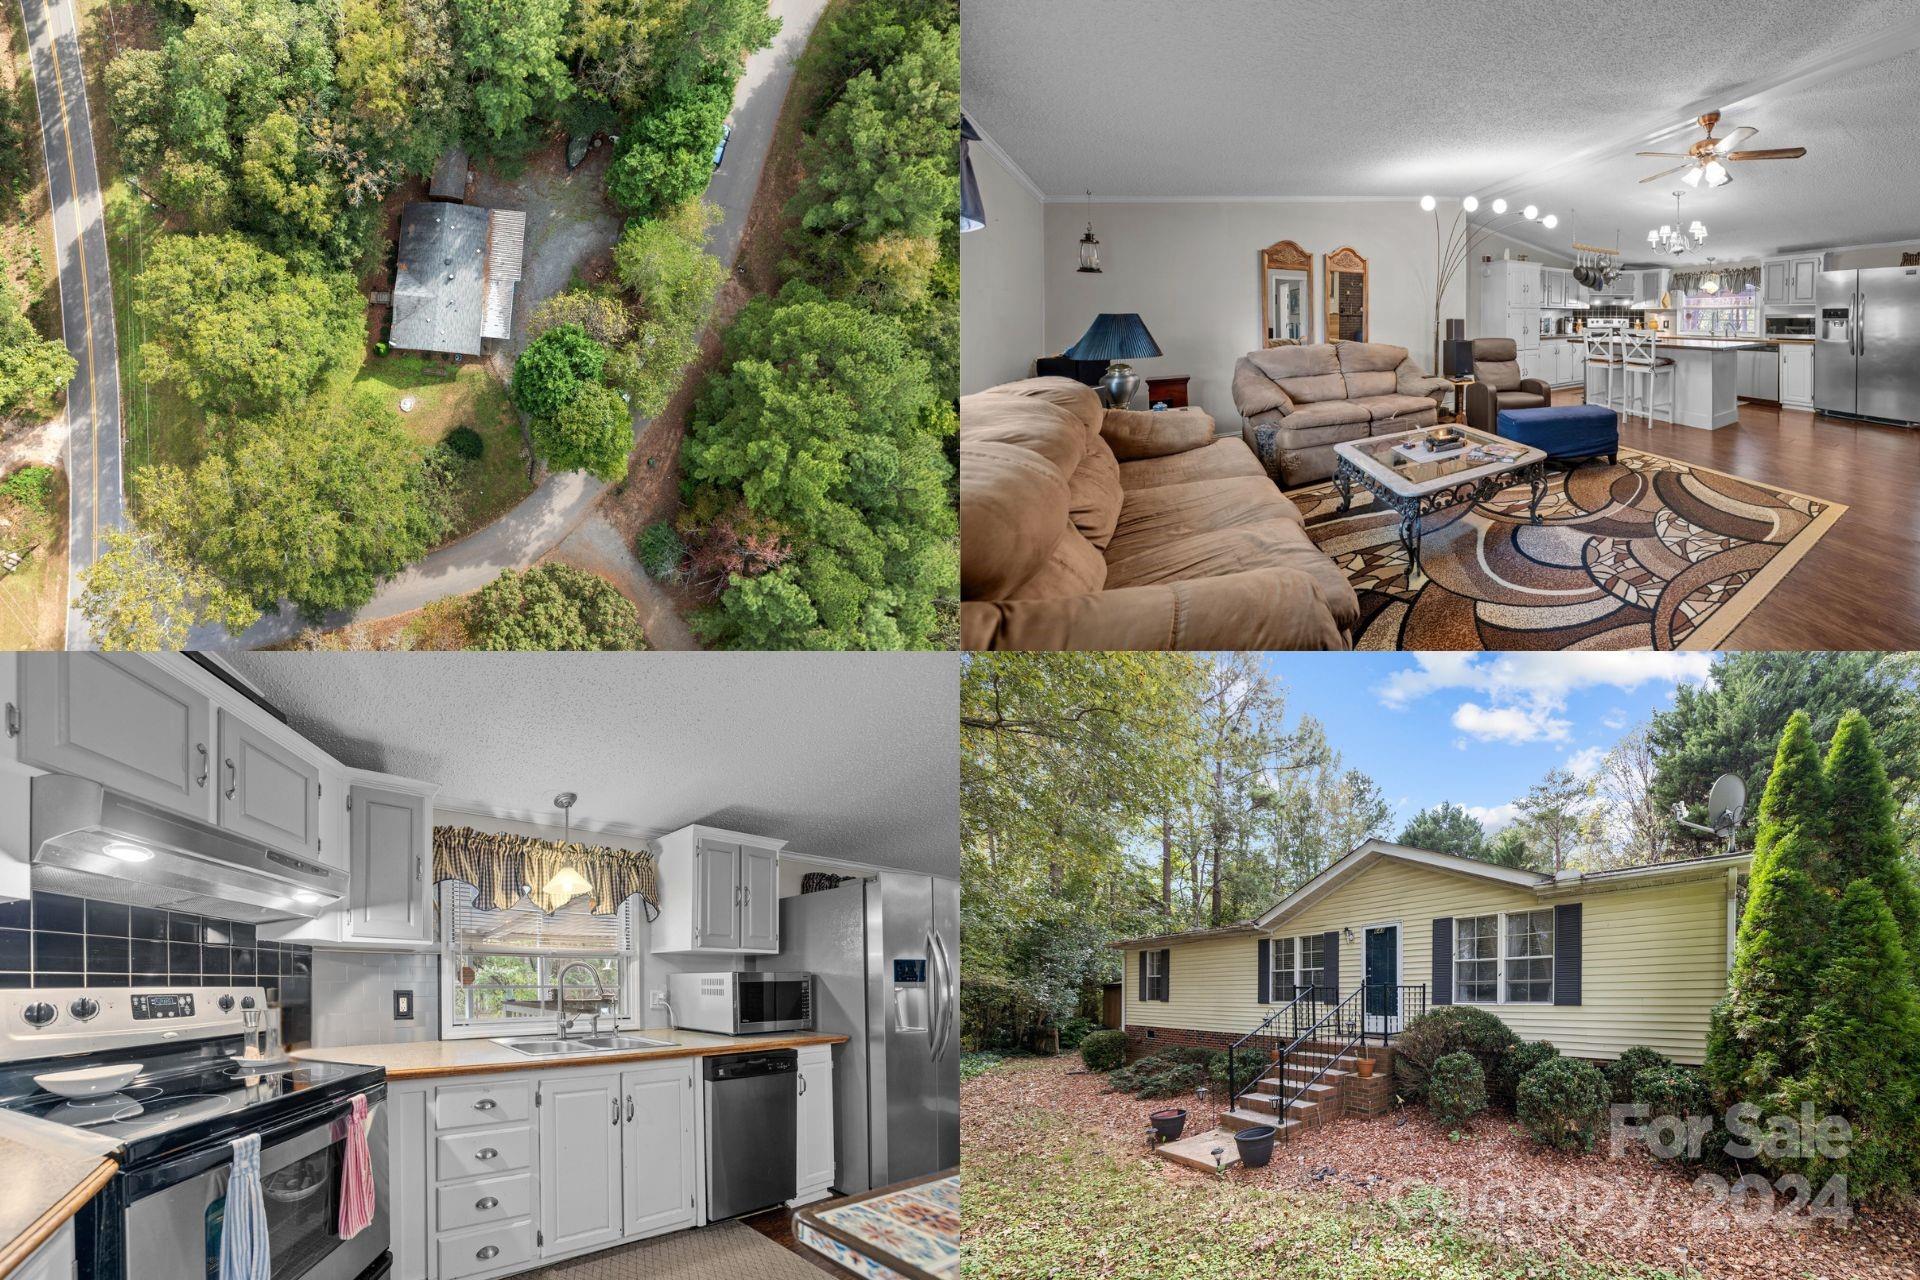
xmin=224 ymin=654 xmax=959 ymax=876
xmin=963 ymin=0 xmax=1920 ymax=262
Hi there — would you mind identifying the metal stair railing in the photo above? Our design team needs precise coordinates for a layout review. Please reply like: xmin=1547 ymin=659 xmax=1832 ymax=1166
xmin=1225 ymin=985 xmax=1323 ymax=1105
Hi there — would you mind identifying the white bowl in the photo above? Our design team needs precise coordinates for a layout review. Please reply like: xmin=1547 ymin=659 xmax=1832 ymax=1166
xmin=35 ymin=1063 xmax=142 ymax=1098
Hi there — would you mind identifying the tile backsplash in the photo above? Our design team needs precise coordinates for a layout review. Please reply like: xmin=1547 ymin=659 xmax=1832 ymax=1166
xmin=310 ymin=949 xmax=441 ymax=1047
xmin=0 ymin=890 xmax=312 ymax=991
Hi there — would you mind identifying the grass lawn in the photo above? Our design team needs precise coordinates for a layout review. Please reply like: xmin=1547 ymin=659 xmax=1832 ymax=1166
xmin=355 ymin=352 xmax=533 ymax=542
xmin=0 ymin=469 xmax=68 ymax=648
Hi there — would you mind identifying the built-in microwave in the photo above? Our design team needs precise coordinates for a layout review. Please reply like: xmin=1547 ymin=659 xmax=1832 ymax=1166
xmin=668 ymin=971 xmax=815 ymax=1035
xmin=1765 ymin=315 xmax=1814 ymax=337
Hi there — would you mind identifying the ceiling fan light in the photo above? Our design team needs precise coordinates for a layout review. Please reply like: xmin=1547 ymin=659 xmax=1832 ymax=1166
xmin=1522 ymin=205 xmax=1538 ymax=220
xmin=1682 ymin=166 xmax=1703 ymax=188
xmin=1419 ymin=194 xmax=1437 ymax=212
xmin=1703 ymin=161 xmax=1730 ymax=188
xmin=1541 ymin=213 xmax=1558 ymax=229
xmin=1461 ymin=195 xmax=1479 ymax=212
xmin=1490 ymin=198 xmax=1507 ymax=215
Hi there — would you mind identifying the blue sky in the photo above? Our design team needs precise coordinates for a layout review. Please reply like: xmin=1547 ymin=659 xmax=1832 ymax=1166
xmin=1260 ymin=654 xmax=1719 ymax=833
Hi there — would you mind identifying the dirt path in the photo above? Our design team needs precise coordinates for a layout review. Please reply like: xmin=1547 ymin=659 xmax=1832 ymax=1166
xmin=547 ymin=515 xmax=697 ymax=651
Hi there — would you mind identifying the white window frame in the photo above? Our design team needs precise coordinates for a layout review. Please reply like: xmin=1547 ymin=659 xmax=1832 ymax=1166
xmin=437 ymin=883 xmax=644 ymax=1040
xmin=1267 ymin=933 xmax=1328 ymax=1001
xmin=1145 ymin=948 xmax=1165 ymax=1002
xmin=1296 ymin=933 xmax=1327 ymax=999
xmin=1452 ymin=909 xmax=1554 ymax=1006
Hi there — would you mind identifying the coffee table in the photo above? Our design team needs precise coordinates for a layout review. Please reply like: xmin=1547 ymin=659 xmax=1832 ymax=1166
xmin=1332 ymin=426 xmax=1548 ymax=585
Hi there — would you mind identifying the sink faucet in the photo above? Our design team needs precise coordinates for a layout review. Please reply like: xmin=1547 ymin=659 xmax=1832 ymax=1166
xmin=554 ymin=961 xmax=610 ymax=1039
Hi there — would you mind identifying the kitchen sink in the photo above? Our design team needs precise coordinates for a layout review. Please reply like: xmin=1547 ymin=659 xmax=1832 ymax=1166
xmin=493 ymin=1033 xmax=677 ymax=1057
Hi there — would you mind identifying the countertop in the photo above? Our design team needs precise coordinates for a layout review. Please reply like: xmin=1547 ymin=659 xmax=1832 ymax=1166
xmin=294 ymin=1028 xmax=850 ymax=1080
xmin=0 ymin=1114 xmax=118 ymax=1280
xmin=1545 ymin=333 xmax=1796 ymax=349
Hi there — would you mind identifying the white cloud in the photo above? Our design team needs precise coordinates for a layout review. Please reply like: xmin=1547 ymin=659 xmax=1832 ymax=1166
xmin=1602 ymin=708 xmax=1630 ymax=731
xmin=1452 ymin=701 xmax=1570 ymax=744
xmin=1465 ymin=802 xmax=1523 ymax=833
xmin=1379 ymin=653 xmax=1713 ymax=707
xmin=1565 ymin=745 xmax=1607 ymax=779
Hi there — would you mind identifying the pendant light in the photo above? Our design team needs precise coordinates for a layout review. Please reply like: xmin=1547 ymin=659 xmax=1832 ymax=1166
xmin=1076 ymin=190 xmax=1102 ymax=274
xmin=542 ymin=792 xmax=592 ymax=905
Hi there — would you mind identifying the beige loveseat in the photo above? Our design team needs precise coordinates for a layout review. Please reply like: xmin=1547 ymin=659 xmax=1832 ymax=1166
xmin=1231 ymin=342 xmax=1451 ymax=488
xmin=960 ymin=378 xmax=1357 ymax=650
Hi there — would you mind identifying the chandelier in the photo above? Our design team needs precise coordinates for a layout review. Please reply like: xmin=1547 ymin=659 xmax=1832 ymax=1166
xmin=1647 ymin=191 xmax=1706 ymax=257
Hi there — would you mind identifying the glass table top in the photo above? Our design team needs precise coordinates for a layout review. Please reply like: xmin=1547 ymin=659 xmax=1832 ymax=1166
xmin=1338 ymin=426 xmax=1541 ymax=495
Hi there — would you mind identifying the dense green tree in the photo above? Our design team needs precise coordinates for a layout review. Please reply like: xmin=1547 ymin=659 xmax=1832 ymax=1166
xmin=452 ymin=0 xmax=573 ymax=151
xmin=335 ymin=0 xmax=464 ymax=176
xmin=1397 ymin=801 xmax=1486 ymax=858
xmin=604 ymin=69 xmax=732 ymax=217
xmin=568 ymin=0 xmax=777 ymax=123
xmin=512 ymin=324 xmax=607 ymax=421
xmin=465 ymin=564 xmax=643 ymax=650
xmin=1481 ymin=827 xmax=1540 ymax=871
xmin=133 ymin=390 xmax=446 ymax=618
xmin=133 ymin=233 xmax=362 ymax=418
xmin=0 ymin=281 xmax=77 ymax=418
xmin=683 ymin=285 xmax=955 ymax=650
xmin=1750 ymin=709 xmax=1830 ymax=877
xmin=1822 ymin=709 xmax=1920 ymax=966
xmin=610 ymin=201 xmax=725 ymax=414
xmin=533 ymin=382 xmax=632 ymax=483
xmin=77 ymin=528 xmax=258 ymax=650
xmin=1513 ymin=767 xmax=1591 ymax=872
xmin=802 ymin=0 xmax=955 ymax=111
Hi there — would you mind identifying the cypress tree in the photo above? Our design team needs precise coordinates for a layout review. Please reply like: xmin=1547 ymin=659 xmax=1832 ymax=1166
xmin=1823 ymin=710 xmax=1920 ymax=971
xmin=1788 ymin=879 xmax=1920 ymax=1202
xmin=1749 ymin=709 xmax=1828 ymax=878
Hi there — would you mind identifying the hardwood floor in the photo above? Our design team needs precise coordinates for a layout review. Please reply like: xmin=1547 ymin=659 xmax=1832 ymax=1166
xmin=742 ymin=1206 xmax=850 ymax=1277
xmin=1547 ymin=388 xmax=1920 ymax=650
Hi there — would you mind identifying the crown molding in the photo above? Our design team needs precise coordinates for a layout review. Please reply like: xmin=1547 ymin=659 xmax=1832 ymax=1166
xmin=965 ymin=117 xmax=1046 ymax=206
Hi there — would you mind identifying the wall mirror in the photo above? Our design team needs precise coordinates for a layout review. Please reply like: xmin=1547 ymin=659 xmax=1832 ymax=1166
xmin=1325 ymin=246 xmax=1368 ymax=343
xmin=1260 ymin=240 xmax=1314 ymax=347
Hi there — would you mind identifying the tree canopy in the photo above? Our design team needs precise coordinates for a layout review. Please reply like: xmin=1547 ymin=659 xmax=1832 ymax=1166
xmin=1398 ymin=802 xmax=1486 ymax=859
xmin=533 ymin=382 xmax=633 ymax=483
xmin=465 ymin=563 xmax=643 ymax=650
xmin=0 ymin=280 xmax=76 ymax=419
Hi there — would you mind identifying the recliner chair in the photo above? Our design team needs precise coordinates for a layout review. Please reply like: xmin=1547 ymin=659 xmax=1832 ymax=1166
xmin=1463 ymin=338 xmax=1550 ymax=433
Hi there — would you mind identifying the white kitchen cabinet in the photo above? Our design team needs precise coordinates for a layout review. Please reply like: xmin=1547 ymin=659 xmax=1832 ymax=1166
xmin=1789 ymin=257 xmax=1818 ymax=304
xmin=794 ymin=1046 xmax=836 ymax=1205
xmin=650 ymin=824 xmax=786 ymax=955
xmin=1736 ymin=348 xmax=1780 ymax=402
xmin=1779 ymin=344 xmax=1814 ymax=408
xmin=389 ymin=1083 xmax=432 ymax=1280
xmin=348 ymin=781 xmax=433 ymax=943
xmin=1763 ymin=254 xmax=1820 ymax=306
xmin=621 ymin=1062 xmax=699 ymax=1236
xmin=8 ymin=1219 xmax=74 ymax=1280
xmin=16 ymin=653 xmax=213 ymax=819
xmin=217 ymin=708 xmax=324 ymax=860
xmin=538 ymin=1072 xmax=625 ymax=1257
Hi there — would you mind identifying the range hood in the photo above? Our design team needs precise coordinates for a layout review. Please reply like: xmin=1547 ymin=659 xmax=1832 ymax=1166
xmin=29 ymin=774 xmax=347 ymax=923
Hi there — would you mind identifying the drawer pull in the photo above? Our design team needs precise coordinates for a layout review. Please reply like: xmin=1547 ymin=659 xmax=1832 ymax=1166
xmin=475 ymin=1147 xmax=498 ymax=1160
xmin=476 ymin=1245 xmax=500 ymax=1261
xmin=473 ymin=1099 xmax=498 ymax=1110
xmin=476 ymin=1195 xmax=499 ymax=1210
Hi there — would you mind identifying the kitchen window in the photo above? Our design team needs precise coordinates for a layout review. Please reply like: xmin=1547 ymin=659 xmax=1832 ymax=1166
xmin=1678 ymin=286 xmax=1758 ymax=338
xmin=1453 ymin=914 xmax=1500 ymax=1003
xmin=440 ymin=885 xmax=637 ymax=1038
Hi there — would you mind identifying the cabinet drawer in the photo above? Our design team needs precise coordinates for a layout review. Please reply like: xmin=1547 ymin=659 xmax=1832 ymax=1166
xmin=436 ymin=1172 xmax=533 ymax=1233
xmin=435 ymin=1080 xmax=533 ymax=1131
xmin=436 ymin=1125 xmax=532 ymax=1181
xmin=436 ymin=1219 xmax=535 ymax=1280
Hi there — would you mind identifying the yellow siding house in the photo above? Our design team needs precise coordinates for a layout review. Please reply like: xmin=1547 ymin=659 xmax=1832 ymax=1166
xmin=1115 ymin=839 xmax=1747 ymax=1065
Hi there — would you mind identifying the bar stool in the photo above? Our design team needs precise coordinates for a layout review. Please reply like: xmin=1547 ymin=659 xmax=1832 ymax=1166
xmin=1583 ymin=333 xmax=1622 ymax=411
xmin=1617 ymin=330 xmax=1675 ymax=427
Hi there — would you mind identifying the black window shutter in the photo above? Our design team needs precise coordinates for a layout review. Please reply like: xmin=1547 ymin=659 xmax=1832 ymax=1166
xmin=1431 ymin=918 xmax=1453 ymax=1005
xmin=1321 ymin=930 xmax=1339 ymax=1002
xmin=1554 ymin=903 xmax=1582 ymax=1006
xmin=1257 ymin=939 xmax=1271 ymax=1004
xmin=1138 ymin=950 xmax=1148 ymax=1003
xmin=1159 ymin=948 xmax=1171 ymax=1002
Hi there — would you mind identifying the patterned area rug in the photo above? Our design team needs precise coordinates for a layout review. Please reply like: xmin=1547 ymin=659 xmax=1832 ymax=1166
xmin=1294 ymin=448 xmax=1845 ymax=650
xmin=523 ymin=1221 xmax=828 ymax=1279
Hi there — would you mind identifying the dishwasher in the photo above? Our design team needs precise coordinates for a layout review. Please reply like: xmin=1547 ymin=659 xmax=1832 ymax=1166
xmin=704 ymin=1050 xmax=799 ymax=1218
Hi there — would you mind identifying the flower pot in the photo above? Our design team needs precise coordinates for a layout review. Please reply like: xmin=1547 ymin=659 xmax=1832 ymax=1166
xmin=1148 ymin=1108 xmax=1187 ymax=1143
xmin=1234 ymin=1124 xmax=1278 ymax=1168
xmin=1355 ymin=1058 xmax=1375 ymax=1079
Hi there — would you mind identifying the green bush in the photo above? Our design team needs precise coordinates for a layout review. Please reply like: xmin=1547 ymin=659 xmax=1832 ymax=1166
xmin=1516 ymin=1057 xmax=1610 ymax=1152
xmin=465 ymin=565 xmax=643 ymax=651
xmin=443 ymin=425 xmax=484 ymax=461
xmin=512 ymin=324 xmax=607 ymax=421
xmin=1604 ymin=1045 xmax=1675 ymax=1105
xmin=1392 ymin=1006 xmax=1520 ymax=1101
xmin=636 ymin=522 xmax=686 ymax=579
xmin=1427 ymin=1051 xmax=1488 ymax=1129
xmin=1079 ymin=1030 xmax=1127 ymax=1073
xmin=959 ymin=1052 xmax=1004 ymax=1081
xmin=0 ymin=465 xmax=56 ymax=506
xmin=1632 ymin=1065 xmax=1719 ymax=1166
xmin=1058 ymin=1017 xmax=1096 ymax=1051
xmin=1107 ymin=1046 xmax=1231 ymax=1100
xmin=1500 ymin=1039 xmax=1560 ymax=1104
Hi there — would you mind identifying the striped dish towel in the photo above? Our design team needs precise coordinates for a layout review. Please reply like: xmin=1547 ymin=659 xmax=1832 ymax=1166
xmin=339 ymin=1094 xmax=376 ymax=1240
xmin=219 ymin=1134 xmax=271 ymax=1280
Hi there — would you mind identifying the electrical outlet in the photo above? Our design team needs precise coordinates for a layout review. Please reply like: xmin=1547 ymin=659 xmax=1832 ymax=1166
xmin=650 ymin=990 xmax=669 ymax=1010
xmin=393 ymin=989 xmax=414 ymax=1021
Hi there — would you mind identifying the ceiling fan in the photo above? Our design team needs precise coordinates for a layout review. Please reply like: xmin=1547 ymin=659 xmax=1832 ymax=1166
xmin=1637 ymin=111 xmax=1806 ymax=188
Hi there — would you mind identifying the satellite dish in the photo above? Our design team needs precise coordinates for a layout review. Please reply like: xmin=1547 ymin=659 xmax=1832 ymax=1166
xmin=1673 ymin=773 xmax=1746 ymax=852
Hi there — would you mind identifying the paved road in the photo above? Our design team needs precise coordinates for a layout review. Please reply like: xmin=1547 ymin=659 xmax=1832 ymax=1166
xmin=18 ymin=0 xmax=122 ymax=649
xmin=193 ymin=0 xmax=831 ymax=650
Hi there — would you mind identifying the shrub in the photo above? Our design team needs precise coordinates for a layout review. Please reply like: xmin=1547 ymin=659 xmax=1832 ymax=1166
xmin=1427 ymin=1051 xmax=1488 ymax=1129
xmin=1392 ymin=1006 xmax=1520 ymax=1101
xmin=1632 ymin=1065 xmax=1719 ymax=1166
xmin=0 ymin=465 xmax=56 ymax=506
xmin=636 ymin=522 xmax=686 ymax=579
xmin=1079 ymin=1030 xmax=1127 ymax=1073
xmin=1516 ymin=1057 xmax=1610 ymax=1152
xmin=1604 ymin=1046 xmax=1675 ymax=1105
xmin=1107 ymin=1046 xmax=1231 ymax=1100
xmin=959 ymin=1052 xmax=1004 ymax=1081
xmin=443 ymin=425 xmax=484 ymax=461
xmin=465 ymin=565 xmax=644 ymax=651
xmin=1058 ymin=1017 xmax=1096 ymax=1051
xmin=1498 ymin=1039 xmax=1560 ymax=1104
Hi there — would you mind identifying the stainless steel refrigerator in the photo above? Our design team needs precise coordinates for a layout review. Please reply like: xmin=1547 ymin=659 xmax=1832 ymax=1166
xmin=779 ymin=874 xmax=959 ymax=1192
xmin=1815 ymin=266 xmax=1920 ymax=424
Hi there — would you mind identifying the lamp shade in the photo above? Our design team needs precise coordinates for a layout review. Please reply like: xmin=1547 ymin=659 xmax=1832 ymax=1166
xmin=1064 ymin=313 xmax=1162 ymax=362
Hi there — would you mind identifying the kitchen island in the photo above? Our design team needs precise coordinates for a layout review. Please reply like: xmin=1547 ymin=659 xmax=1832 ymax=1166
xmin=1583 ymin=337 xmax=1774 ymax=430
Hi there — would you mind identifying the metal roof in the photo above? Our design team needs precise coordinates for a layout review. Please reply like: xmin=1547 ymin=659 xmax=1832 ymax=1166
xmin=429 ymin=149 xmax=469 ymax=201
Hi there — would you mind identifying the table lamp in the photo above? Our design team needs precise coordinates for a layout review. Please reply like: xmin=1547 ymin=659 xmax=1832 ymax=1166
xmin=1064 ymin=313 xmax=1162 ymax=408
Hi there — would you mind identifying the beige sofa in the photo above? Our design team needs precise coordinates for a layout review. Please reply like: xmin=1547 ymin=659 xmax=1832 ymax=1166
xmin=960 ymin=378 xmax=1357 ymax=650
xmin=1231 ymin=342 xmax=1451 ymax=488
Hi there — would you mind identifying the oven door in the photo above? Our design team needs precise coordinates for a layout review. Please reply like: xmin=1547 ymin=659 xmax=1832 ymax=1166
xmin=125 ymin=1091 xmax=389 ymax=1280
xmin=736 ymin=974 xmax=813 ymax=1032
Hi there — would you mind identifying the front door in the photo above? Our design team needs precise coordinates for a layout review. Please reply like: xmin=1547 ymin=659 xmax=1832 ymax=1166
xmin=1363 ymin=925 xmax=1400 ymax=1033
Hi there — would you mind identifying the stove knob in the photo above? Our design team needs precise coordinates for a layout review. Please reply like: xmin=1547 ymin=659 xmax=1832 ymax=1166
xmin=22 ymin=1001 xmax=56 ymax=1027
xmin=69 ymin=998 xmax=100 ymax=1022
xmin=240 ymin=996 xmax=256 ymax=1010
xmin=218 ymin=995 xmax=235 ymax=1012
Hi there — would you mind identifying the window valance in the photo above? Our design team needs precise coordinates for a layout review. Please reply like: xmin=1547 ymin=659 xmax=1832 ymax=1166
xmin=1671 ymin=265 xmax=1760 ymax=294
xmin=432 ymin=825 xmax=659 ymax=916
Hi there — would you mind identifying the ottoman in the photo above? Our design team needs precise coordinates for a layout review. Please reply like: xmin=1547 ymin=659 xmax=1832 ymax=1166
xmin=1495 ymin=403 xmax=1619 ymax=464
